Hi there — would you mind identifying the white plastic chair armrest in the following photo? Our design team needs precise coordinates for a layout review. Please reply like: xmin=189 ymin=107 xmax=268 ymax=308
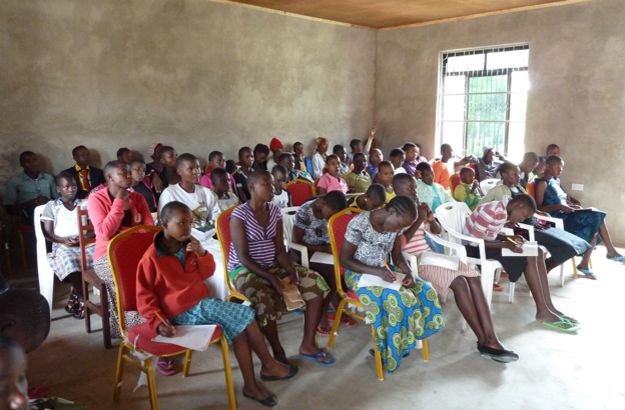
xmin=288 ymin=242 xmax=309 ymax=268
xmin=424 ymin=231 xmax=468 ymax=263
xmin=516 ymin=223 xmax=536 ymax=242
xmin=401 ymin=252 xmax=419 ymax=279
xmin=535 ymin=213 xmax=564 ymax=229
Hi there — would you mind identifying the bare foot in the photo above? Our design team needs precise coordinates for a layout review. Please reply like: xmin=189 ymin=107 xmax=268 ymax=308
xmin=260 ymin=360 xmax=292 ymax=378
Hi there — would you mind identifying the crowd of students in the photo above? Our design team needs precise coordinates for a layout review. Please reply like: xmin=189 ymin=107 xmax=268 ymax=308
xmin=3 ymin=136 xmax=624 ymax=407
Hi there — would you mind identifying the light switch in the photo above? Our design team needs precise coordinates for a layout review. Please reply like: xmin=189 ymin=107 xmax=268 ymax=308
xmin=571 ymin=183 xmax=584 ymax=191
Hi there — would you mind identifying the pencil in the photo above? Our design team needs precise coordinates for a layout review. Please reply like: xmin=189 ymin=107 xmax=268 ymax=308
xmin=153 ymin=310 xmax=169 ymax=326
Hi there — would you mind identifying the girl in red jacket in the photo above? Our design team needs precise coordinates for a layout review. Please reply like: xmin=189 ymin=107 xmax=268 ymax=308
xmin=136 ymin=201 xmax=296 ymax=407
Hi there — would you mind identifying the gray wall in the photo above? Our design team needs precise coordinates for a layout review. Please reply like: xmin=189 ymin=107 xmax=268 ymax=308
xmin=0 ymin=0 xmax=376 ymax=183
xmin=375 ymin=0 xmax=625 ymax=244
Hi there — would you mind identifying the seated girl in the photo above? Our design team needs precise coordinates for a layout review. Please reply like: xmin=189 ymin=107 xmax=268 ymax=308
xmin=199 ymin=150 xmax=236 ymax=191
xmin=316 ymin=155 xmax=348 ymax=195
xmin=88 ymin=161 xmax=154 ymax=339
xmin=229 ymin=171 xmax=333 ymax=366
xmin=41 ymin=173 xmax=94 ymax=319
xmin=145 ymin=144 xmax=178 ymax=193
xmin=535 ymin=156 xmax=623 ymax=276
xmin=344 ymin=153 xmax=372 ymax=193
xmin=476 ymin=147 xmax=505 ymax=181
xmin=372 ymin=161 xmax=396 ymax=203
xmin=137 ymin=202 xmax=296 ymax=407
xmin=129 ymin=159 xmax=157 ymax=212
xmin=292 ymin=192 xmax=348 ymax=334
xmin=233 ymin=146 xmax=255 ymax=202
xmin=452 ymin=166 xmax=483 ymax=211
xmin=351 ymin=184 xmax=386 ymax=211
xmin=415 ymin=162 xmax=453 ymax=212
xmin=158 ymin=153 xmax=217 ymax=231
xmin=340 ymin=196 xmax=444 ymax=373
xmin=210 ymin=168 xmax=239 ymax=214
xmin=270 ymin=165 xmax=290 ymax=209
xmin=480 ymin=161 xmax=590 ymax=275
xmin=277 ymin=153 xmax=313 ymax=183
xmin=394 ymin=174 xmax=518 ymax=363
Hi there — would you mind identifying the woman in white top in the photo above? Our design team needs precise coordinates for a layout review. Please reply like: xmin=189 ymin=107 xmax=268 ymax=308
xmin=41 ymin=172 xmax=94 ymax=319
xmin=158 ymin=153 xmax=217 ymax=231
xmin=311 ymin=137 xmax=329 ymax=179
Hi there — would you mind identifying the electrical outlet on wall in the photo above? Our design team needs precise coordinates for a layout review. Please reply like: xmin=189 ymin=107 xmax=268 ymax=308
xmin=571 ymin=183 xmax=584 ymax=192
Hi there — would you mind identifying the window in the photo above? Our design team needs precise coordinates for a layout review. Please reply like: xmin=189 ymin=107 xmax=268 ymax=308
xmin=437 ymin=45 xmax=529 ymax=163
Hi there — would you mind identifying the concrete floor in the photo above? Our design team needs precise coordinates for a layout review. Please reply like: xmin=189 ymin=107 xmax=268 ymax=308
xmin=27 ymin=246 xmax=625 ymax=410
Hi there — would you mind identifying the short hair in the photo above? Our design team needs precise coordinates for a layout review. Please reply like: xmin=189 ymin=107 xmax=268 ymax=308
xmin=385 ymin=195 xmax=417 ymax=220
xmin=210 ymin=167 xmax=228 ymax=184
xmin=71 ymin=145 xmax=87 ymax=157
xmin=332 ymin=144 xmax=345 ymax=154
xmin=248 ymin=169 xmax=271 ymax=186
xmin=154 ymin=145 xmax=174 ymax=161
xmin=392 ymin=173 xmax=414 ymax=188
xmin=103 ymin=160 xmax=126 ymax=177
xmin=116 ymin=147 xmax=130 ymax=159
xmin=324 ymin=191 xmax=347 ymax=212
xmin=278 ymin=152 xmax=293 ymax=163
xmin=366 ymin=184 xmax=386 ymax=204
xmin=0 ymin=288 xmax=50 ymax=353
xmin=129 ymin=158 xmax=145 ymax=167
xmin=55 ymin=171 xmax=76 ymax=186
xmin=416 ymin=162 xmax=432 ymax=173
xmin=389 ymin=148 xmax=405 ymax=158
xmin=546 ymin=155 xmax=563 ymax=166
xmin=509 ymin=193 xmax=537 ymax=213
xmin=253 ymin=144 xmax=270 ymax=156
xmin=523 ymin=152 xmax=539 ymax=163
xmin=498 ymin=161 xmax=518 ymax=175
xmin=238 ymin=146 xmax=252 ymax=160
xmin=293 ymin=142 xmax=303 ymax=149
xmin=459 ymin=166 xmax=475 ymax=176
xmin=378 ymin=160 xmax=393 ymax=171
xmin=350 ymin=139 xmax=362 ymax=149
xmin=271 ymin=164 xmax=287 ymax=176
xmin=18 ymin=151 xmax=36 ymax=165
xmin=160 ymin=201 xmax=191 ymax=223
xmin=440 ymin=143 xmax=452 ymax=151
xmin=403 ymin=143 xmax=416 ymax=151
xmin=175 ymin=153 xmax=197 ymax=168
xmin=546 ymin=143 xmax=560 ymax=153
xmin=326 ymin=154 xmax=339 ymax=163
xmin=208 ymin=151 xmax=223 ymax=162
xmin=352 ymin=152 xmax=366 ymax=161
xmin=225 ymin=159 xmax=237 ymax=174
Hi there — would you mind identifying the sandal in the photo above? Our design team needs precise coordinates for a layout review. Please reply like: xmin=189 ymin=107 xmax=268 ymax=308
xmin=243 ymin=390 xmax=277 ymax=407
xmin=541 ymin=319 xmax=580 ymax=333
xmin=73 ymin=299 xmax=85 ymax=319
xmin=64 ymin=293 xmax=79 ymax=315
xmin=607 ymin=255 xmax=625 ymax=262
xmin=156 ymin=358 xmax=179 ymax=376
xmin=299 ymin=350 xmax=336 ymax=367
xmin=260 ymin=364 xmax=298 ymax=382
xmin=577 ymin=268 xmax=597 ymax=280
xmin=560 ymin=315 xmax=579 ymax=324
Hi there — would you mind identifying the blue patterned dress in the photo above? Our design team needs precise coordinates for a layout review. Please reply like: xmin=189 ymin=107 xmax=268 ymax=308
xmin=344 ymin=212 xmax=444 ymax=373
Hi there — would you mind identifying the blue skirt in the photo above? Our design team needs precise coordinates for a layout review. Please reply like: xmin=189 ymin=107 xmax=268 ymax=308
xmin=559 ymin=209 xmax=606 ymax=244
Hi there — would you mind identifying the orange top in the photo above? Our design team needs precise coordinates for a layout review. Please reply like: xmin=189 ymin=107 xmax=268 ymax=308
xmin=432 ymin=160 xmax=450 ymax=189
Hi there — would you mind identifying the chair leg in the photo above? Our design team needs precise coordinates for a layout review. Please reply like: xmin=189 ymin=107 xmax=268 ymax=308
xmin=145 ymin=359 xmax=159 ymax=410
xmin=101 ymin=283 xmax=112 ymax=349
xmin=508 ymin=283 xmax=515 ymax=304
xmin=220 ymin=335 xmax=237 ymax=410
xmin=83 ymin=279 xmax=92 ymax=333
xmin=370 ymin=326 xmax=384 ymax=381
xmin=421 ymin=339 xmax=430 ymax=362
xmin=182 ymin=350 xmax=192 ymax=377
xmin=572 ymin=257 xmax=579 ymax=279
xmin=113 ymin=344 xmax=126 ymax=401
xmin=327 ymin=298 xmax=347 ymax=349
xmin=559 ymin=264 xmax=565 ymax=287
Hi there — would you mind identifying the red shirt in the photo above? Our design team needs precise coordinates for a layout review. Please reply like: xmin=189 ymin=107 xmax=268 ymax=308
xmin=136 ymin=233 xmax=216 ymax=332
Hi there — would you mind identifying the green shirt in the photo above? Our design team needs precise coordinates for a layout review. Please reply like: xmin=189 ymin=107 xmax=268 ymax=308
xmin=344 ymin=170 xmax=372 ymax=193
xmin=3 ymin=171 xmax=56 ymax=205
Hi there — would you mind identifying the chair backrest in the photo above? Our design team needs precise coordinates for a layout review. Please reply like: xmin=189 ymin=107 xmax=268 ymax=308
xmin=286 ymin=180 xmax=314 ymax=206
xmin=33 ymin=204 xmax=54 ymax=308
xmin=449 ymin=174 xmax=461 ymax=193
xmin=77 ymin=206 xmax=96 ymax=272
xmin=434 ymin=201 xmax=472 ymax=245
xmin=327 ymin=208 xmax=363 ymax=297
xmin=480 ymin=178 xmax=500 ymax=194
xmin=281 ymin=206 xmax=300 ymax=247
xmin=215 ymin=206 xmax=237 ymax=294
xmin=108 ymin=225 xmax=161 ymax=335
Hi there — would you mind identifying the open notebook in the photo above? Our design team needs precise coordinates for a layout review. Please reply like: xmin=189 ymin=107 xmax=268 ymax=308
xmin=358 ymin=271 xmax=406 ymax=291
xmin=502 ymin=241 xmax=539 ymax=257
xmin=153 ymin=325 xmax=217 ymax=351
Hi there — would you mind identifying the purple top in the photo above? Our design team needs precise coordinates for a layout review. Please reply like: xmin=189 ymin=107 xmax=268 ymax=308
xmin=228 ymin=201 xmax=282 ymax=271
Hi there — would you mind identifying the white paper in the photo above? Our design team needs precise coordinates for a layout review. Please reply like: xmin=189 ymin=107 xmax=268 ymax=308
xmin=419 ymin=251 xmax=460 ymax=271
xmin=153 ymin=325 xmax=217 ymax=351
xmin=358 ymin=272 xmax=405 ymax=291
xmin=502 ymin=241 xmax=539 ymax=257
xmin=309 ymin=252 xmax=334 ymax=265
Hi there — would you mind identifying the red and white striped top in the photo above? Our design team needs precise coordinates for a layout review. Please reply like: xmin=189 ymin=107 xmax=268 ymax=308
xmin=402 ymin=222 xmax=431 ymax=255
xmin=464 ymin=200 xmax=508 ymax=241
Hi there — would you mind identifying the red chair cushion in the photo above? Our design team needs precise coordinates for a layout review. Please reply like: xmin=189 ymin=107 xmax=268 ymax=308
xmin=127 ymin=322 xmax=223 ymax=356
xmin=287 ymin=182 xmax=314 ymax=206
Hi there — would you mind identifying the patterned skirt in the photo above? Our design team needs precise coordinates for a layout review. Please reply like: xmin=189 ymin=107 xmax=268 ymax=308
xmin=560 ymin=209 xmax=606 ymax=244
xmin=47 ymin=243 xmax=94 ymax=281
xmin=171 ymin=297 xmax=256 ymax=344
xmin=345 ymin=269 xmax=444 ymax=373
xmin=93 ymin=255 xmax=144 ymax=340
xmin=417 ymin=254 xmax=481 ymax=299
xmin=233 ymin=265 xmax=330 ymax=327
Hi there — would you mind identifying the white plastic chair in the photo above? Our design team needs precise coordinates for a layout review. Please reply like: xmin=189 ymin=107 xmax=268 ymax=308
xmin=281 ymin=206 xmax=334 ymax=270
xmin=434 ymin=202 xmax=502 ymax=309
xmin=34 ymin=204 xmax=55 ymax=309
xmin=480 ymin=178 xmax=500 ymax=194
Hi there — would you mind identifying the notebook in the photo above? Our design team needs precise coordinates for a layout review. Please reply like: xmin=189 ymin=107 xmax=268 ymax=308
xmin=358 ymin=271 xmax=406 ymax=291
xmin=281 ymin=278 xmax=306 ymax=311
xmin=502 ymin=241 xmax=539 ymax=257
xmin=153 ymin=325 xmax=217 ymax=351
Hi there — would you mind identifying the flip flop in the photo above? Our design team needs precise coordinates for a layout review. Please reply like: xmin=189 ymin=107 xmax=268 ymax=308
xmin=560 ymin=315 xmax=579 ymax=324
xmin=260 ymin=364 xmax=298 ymax=382
xmin=299 ymin=350 xmax=336 ymax=367
xmin=242 ymin=391 xmax=278 ymax=407
xmin=607 ymin=255 xmax=625 ymax=262
xmin=542 ymin=319 xmax=580 ymax=333
xmin=577 ymin=268 xmax=597 ymax=280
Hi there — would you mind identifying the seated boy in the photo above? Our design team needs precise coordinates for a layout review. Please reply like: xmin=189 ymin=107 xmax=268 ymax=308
xmin=129 ymin=159 xmax=158 ymax=212
xmin=453 ymin=166 xmax=483 ymax=211
xmin=389 ymin=148 xmax=406 ymax=174
xmin=277 ymin=153 xmax=313 ymax=183
xmin=4 ymin=151 xmax=56 ymax=224
xmin=332 ymin=145 xmax=350 ymax=176
xmin=270 ymin=165 xmax=290 ymax=209
xmin=343 ymin=153 xmax=372 ymax=193
xmin=211 ymin=168 xmax=239 ymax=214
xmin=136 ymin=201 xmax=296 ymax=406
xmin=199 ymin=150 xmax=236 ymax=190
xmin=158 ymin=154 xmax=217 ymax=231
xmin=62 ymin=145 xmax=105 ymax=199
xmin=367 ymin=148 xmax=383 ymax=180
xmin=116 ymin=147 xmax=133 ymax=164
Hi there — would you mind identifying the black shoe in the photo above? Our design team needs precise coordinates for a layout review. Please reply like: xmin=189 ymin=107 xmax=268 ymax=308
xmin=477 ymin=343 xmax=519 ymax=363
xmin=243 ymin=391 xmax=278 ymax=407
